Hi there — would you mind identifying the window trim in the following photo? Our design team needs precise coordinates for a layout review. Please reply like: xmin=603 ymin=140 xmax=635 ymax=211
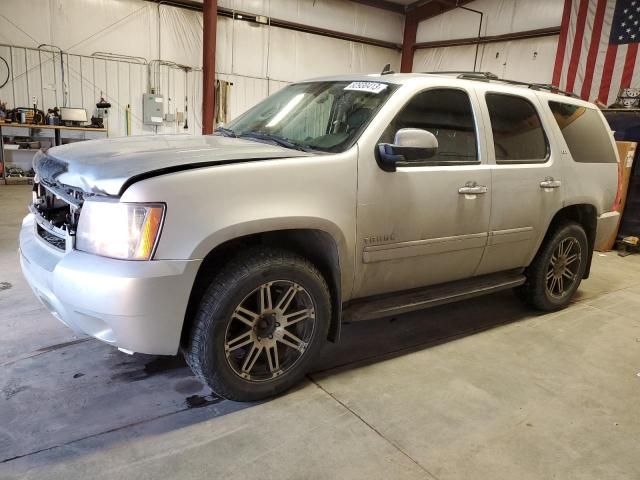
xmin=376 ymin=86 xmax=482 ymax=170
xmin=484 ymin=91 xmax=551 ymax=165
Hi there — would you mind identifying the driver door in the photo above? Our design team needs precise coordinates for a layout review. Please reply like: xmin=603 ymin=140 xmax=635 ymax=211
xmin=353 ymin=87 xmax=492 ymax=298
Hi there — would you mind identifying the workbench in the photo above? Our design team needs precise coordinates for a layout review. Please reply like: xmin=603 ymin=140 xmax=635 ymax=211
xmin=0 ymin=123 xmax=108 ymax=184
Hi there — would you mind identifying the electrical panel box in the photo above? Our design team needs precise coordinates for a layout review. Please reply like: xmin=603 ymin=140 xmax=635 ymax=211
xmin=143 ymin=94 xmax=164 ymax=125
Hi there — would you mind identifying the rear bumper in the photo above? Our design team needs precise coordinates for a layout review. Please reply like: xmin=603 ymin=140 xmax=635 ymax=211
xmin=19 ymin=214 xmax=201 ymax=355
xmin=594 ymin=211 xmax=621 ymax=250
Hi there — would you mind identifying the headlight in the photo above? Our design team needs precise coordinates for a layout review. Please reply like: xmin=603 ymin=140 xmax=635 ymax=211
xmin=76 ymin=201 xmax=165 ymax=260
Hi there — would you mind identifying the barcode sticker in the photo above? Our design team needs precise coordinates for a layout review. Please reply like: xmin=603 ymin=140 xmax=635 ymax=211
xmin=344 ymin=82 xmax=388 ymax=94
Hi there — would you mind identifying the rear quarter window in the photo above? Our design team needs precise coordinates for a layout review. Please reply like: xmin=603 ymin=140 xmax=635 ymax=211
xmin=548 ymin=101 xmax=617 ymax=163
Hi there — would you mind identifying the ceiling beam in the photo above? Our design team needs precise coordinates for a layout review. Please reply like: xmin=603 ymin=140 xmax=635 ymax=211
xmin=414 ymin=26 xmax=561 ymax=49
xmin=347 ymin=0 xmax=406 ymax=13
xmin=144 ymin=0 xmax=401 ymax=50
xmin=410 ymin=0 xmax=475 ymax=22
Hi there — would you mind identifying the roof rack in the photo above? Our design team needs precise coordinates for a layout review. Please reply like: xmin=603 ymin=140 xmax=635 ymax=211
xmin=422 ymin=71 xmax=580 ymax=98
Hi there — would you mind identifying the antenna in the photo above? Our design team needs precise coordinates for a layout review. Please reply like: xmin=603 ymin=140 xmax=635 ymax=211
xmin=381 ymin=64 xmax=394 ymax=75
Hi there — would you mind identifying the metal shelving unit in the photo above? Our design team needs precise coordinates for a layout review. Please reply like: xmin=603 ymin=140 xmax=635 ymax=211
xmin=0 ymin=123 xmax=108 ymax=185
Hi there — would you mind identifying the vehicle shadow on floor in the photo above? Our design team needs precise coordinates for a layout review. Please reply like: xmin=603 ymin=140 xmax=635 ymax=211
xmin=312 ymin=289 xmax=536 ymax=375
xmin=2 ymin=290 xmax=537 ymax=471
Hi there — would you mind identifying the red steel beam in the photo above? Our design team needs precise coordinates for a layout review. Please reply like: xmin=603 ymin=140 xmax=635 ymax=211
xmin=401 ymin=0 xmax=477 ymax=73
xmin=348 ymin=0 xmax=405 ymax=13
xmin=400 ymin=14 xmax=418 ymax=73
xmin=410 ymin=0 xmax=475 ymax=22
xmin=202 ymin=0 xmax=217 ymax=134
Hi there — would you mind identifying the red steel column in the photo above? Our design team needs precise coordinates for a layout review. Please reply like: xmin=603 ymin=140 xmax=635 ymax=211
xmin=202 ymin=0 xmax=217 ymax=134
xmin=400 ymin=13 xmax=417 ymax=73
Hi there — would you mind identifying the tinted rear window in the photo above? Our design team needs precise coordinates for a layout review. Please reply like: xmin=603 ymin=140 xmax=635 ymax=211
xmin=549 ymin=101 xmax=617 ymax=163
xmin=486 ymin=93 xmax=548 ymax=163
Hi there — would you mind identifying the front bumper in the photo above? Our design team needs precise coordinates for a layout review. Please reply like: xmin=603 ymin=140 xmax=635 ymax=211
xmin=19 ymin=214 xmax=201 ymax=355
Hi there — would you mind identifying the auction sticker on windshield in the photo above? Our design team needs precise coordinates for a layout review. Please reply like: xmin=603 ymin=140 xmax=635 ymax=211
xmin=344 ymin=82 xmax=388 ymax=94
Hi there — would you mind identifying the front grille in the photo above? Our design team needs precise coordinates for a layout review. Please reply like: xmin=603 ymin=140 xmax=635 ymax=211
xmin=36 ymin=224 xmax=66 ymax=251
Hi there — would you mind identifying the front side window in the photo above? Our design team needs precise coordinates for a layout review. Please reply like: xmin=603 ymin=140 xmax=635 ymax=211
xmin=549 ymin=101 xmax=617 ymax=163
xmin=380 ymin=88 xmax=478 ymax=164
xmin=486 ymin=93 xmax=548 ymax=163
xmin=223 ymin=81 xmax=398 ymax=153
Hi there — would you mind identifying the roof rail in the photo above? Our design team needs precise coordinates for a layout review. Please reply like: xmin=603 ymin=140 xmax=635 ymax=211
xmin=422 ymin=71 xmax=580 ymax=98
xmin=423 ymin=71 xmax=499 ymax=81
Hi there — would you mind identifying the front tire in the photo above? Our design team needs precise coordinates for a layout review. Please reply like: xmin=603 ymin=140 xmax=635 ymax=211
xmin=184 ymin=247 xmax=330 ymax=401
xmin=516 ymin=222 xmax=588 ymax=311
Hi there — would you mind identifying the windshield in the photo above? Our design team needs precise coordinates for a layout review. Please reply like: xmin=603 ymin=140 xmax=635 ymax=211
xmin=221 ymin=81 xmax=398 ymax=153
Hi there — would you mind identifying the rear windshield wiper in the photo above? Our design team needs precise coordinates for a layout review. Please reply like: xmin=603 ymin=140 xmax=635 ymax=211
xmin=214 ymin=127 xmax=237 ymax=137
xmin=238 ymin=131 xmax=315 ymax=152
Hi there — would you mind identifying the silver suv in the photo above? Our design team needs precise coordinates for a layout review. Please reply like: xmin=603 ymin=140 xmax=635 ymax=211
xmin=20 ymin=72 xmax=620 ymax=401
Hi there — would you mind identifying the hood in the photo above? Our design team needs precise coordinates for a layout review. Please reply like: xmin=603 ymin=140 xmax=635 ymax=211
xmin=35 ymin=134 xmax=312 ymax=196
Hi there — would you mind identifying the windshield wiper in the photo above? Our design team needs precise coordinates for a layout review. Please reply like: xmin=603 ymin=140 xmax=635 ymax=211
xmin=214 ymin=126 xmax=237 ymax=137
xmin=238 ymin=131 xmax=314 ymax=152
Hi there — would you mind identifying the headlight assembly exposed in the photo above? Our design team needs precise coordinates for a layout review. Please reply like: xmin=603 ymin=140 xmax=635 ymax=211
xmin=75 ymin=201 xmax=165 ymax=260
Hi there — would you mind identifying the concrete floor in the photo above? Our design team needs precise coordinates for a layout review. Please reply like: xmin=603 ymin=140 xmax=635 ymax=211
xmin=1 ymin=183 xmax=640 ymax=480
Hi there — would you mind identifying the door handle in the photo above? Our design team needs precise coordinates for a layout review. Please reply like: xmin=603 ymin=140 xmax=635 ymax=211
xmin=458 ymin=181 xmax=488 ymax=195
xmin=540 ymin=177 xmax=562 ymax=189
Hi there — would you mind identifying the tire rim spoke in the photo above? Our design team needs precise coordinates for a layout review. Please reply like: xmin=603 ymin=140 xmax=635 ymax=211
xmin=282 ymin=308 xmax=314 ymax=327
xmin=565 ymin=253 xmax=578 ymax=265
xmin=241 ymin=343 xmax=263 ymax=374
xmin=277 ymin=330 xmax=305 ymax=352
xmin=275 ymin=285 xmax=298 ymax=312
xmin=266 ymin=344 xmax=279 ymax=373
xmin=259 ymin=283 xmax=273 ymax=313
xmin=234 ymin=306 xmax=259 ymax=327
xmin=227 ymin=330 xmax=253 ymax=352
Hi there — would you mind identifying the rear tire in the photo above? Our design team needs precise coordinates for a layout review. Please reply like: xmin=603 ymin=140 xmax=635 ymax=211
xmin=183 ymin=247 xmax=330 ymax=402
xmin=516 ymin=222 xmax=588 ymax=311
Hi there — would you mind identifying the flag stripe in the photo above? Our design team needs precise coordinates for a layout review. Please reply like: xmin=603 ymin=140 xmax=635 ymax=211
xmin=589 ymin=0 xmax=618 ymax=102
xmin=553 ymin=0 xmax=574 ymax=86
xmin=609 ymin=44 xmax=629 ymax=104
xmin=565 ymin=0 xmax=590 ymax=93
xmin=598 ymin=43 xmax=619 ymax=103
xmin=622 ymin=42 xmax=639 ymax=87
xmin=580 ymin=0 xmax=608 ymax=100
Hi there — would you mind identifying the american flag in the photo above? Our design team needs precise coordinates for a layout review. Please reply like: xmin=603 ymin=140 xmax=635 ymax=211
xmin=553 ymin=0 xmax=640 ymax=105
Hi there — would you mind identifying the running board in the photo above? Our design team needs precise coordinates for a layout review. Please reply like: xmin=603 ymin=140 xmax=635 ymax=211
xmin=343 ymin=271 xmax=526 ymax=322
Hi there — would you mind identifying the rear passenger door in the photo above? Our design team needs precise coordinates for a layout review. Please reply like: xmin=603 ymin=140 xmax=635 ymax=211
xmin=476 ymin=91 xmax=565 ymax=275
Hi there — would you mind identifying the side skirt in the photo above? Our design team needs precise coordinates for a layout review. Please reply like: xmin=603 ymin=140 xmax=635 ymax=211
xmin=342 ymin=270 xmax=526 ymax=322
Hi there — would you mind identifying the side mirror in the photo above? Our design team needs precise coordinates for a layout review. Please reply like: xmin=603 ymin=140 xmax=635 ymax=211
xmin=377 ymin=128 xmax=438 ymax=172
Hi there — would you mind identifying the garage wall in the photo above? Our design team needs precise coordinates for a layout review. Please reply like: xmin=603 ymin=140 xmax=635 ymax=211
xmin=413 ymin=0 xmax=563 ymax=84
xmin=0 ymin=0 xmax=403 ymax=137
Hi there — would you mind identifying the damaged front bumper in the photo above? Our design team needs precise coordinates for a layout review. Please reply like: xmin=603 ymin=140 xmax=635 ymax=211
xmin=19 ymin=213 xmax=201 ymax=355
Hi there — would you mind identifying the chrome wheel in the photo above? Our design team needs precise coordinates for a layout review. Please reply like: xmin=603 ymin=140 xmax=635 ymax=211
xmin=224 ymin=280 xmax=316 ymax=382
xmin=546 ymin=236 xmax=581 ymax=299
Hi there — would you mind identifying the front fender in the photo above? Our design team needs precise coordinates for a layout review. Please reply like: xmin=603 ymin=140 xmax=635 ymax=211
xmin=120 ymin=153 xmax=358 ymax=300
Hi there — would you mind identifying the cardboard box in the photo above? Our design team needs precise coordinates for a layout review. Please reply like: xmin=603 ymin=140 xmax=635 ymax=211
xmin=596 ymin=141 xmax=636 ymax=251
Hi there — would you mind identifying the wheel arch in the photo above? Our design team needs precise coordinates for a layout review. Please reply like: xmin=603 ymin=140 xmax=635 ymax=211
xmin=180 ymin=228 xmax=345 ymax=348
xmin=538 ymin=203 xmax=597 ymax=278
